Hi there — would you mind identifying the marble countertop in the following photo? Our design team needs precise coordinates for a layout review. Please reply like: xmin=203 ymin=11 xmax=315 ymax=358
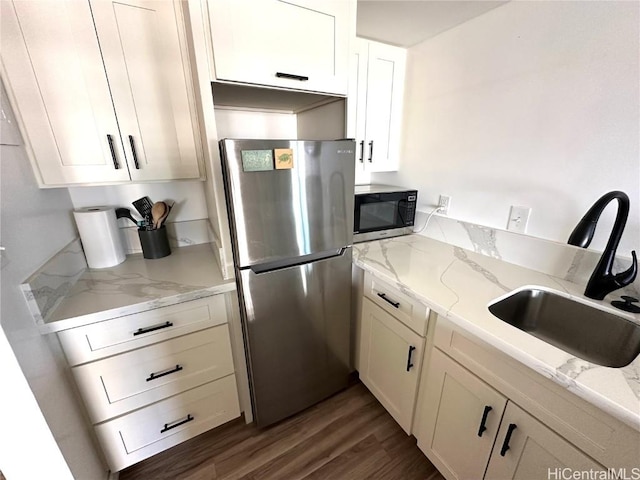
xmin=353 ymin=235 xmax=640 ymax=431
xmin=40 ymin=243 xmax=235 ymax=333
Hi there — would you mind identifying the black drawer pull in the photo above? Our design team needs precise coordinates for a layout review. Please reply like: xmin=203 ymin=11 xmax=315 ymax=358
xmin=500 ymin=423 xmax=517 ymax=456
xmin=128 ymin=135 xmax=140 ymax=169
xmin=406 ymin=345 xmax=416 ymax=372
xmin=359 ymin=140 xmax=364 ymax=163
xmin=377 ymin=292 xmax=400 ymax=308
xmin=368 ymin=140 xmax=374 ymax=162
xmin=146 ymin=364 xmax=182 ymax=382
xmin=276 ymin=72 xmax=309 ymax=81
xmin=160 ymin=414 xmax=194 ymax=433
xmin=477 ymin=405 xmax=493 ymax=437
xmin=107 ymin=134 xmax=120 ymax=169
xmin=133 ymin=321 xmax=173 ymax=336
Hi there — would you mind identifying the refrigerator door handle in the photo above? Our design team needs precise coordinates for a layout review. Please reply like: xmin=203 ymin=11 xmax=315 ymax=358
xmin=249 ymin=248 xmax=347 ymax=275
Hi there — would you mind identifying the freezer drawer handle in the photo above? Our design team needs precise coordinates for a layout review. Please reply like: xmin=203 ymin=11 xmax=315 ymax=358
xmin=276 ymin=72 xmax=309 ymax=81
xmin=477 ymin=405 xmax=493 ymax=437
xmin=133 ymin=321 xmax=173 ymax=336
xmin=160 ymin=414 xmax=194 ymax=433
xmin=406 ymin=346 xmax=416 ymax=371
xmin=146 ymin=364 xmax=183 ymax=382
xmin=377 ymin=292 xmax=400 ymax=308
xmin=500 ymin=423 xmax=518 ymax=456
xmin=128 ymin=135 xmax=140 ymax=169
xmin=107 ymin=135 xmax=120 ymax=169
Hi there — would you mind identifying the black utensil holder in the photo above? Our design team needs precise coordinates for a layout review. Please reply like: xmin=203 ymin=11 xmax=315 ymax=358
xmin=138 ymin=226 xmax=171 ymax=259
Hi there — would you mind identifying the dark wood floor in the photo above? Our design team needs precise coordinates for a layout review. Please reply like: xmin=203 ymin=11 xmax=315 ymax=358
xmin=119 ymin=382 xmax=443 ymax=480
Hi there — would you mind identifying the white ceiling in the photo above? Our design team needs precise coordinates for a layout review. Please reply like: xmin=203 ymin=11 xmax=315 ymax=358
xmin=356 ymin=0 xmax=509 ymax=47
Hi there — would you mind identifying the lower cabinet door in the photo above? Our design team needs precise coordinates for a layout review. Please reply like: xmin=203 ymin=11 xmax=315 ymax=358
xmin=358 ymin=298 xmax=425 ymax=434
xmin=415 ymin=348 xmax=507 ymax=480
xmin=95 ymin=375 xmax=240 ymax=472
xmin=485 ymin=402 xmax=604 ymax=479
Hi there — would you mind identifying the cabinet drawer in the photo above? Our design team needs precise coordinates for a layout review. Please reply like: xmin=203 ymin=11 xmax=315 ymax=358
xmin=58 ymin=295 xmax=227 ymax=366
xmin=364 ymin=271 xmax=429 ymax=336
xmin=95 ymin=375 xmax=240 ymax=472
xmin=74 ymin=326 xmax=234 ymax=423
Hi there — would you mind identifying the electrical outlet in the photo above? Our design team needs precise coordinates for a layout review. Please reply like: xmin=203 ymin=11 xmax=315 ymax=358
xmin=438 ymin=195 xmax=451 ymax=215
xmin=507 ymin=206 xmax=531 ymax=233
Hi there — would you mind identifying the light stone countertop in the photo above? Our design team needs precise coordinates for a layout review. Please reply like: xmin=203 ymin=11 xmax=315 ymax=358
xmin=40 ymin=243 xmax=235 ymax=333
xmin=353 ymin=235 xmax=640 ymax=431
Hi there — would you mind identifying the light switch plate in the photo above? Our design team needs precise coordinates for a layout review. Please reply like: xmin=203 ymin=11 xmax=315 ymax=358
xmin=507 ymin=206 xmax=531 ymax=233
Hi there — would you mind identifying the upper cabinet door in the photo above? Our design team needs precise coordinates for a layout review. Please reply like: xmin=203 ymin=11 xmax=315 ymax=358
xmin=364 ymin=41 xmax=406 ymax=173
xmin=91 ymin=0 xmax=202 ymax=182
xmin=2 ymin=0 xmax=130 ymax=185
xmin=347 ymin=38 xmax=406 ymax=182
xmin=208 ymin=0 xmax=352 ymax=95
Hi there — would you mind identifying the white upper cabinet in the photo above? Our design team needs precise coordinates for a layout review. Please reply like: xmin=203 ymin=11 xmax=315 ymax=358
xmin=1 ymin=0 xmax=202 ymax=187
xmin=207 ymin=0 xmax=353 ymax=95
xmin=91 ymin=0 xmax=202 ymax=182
xmin=348 ymin=38 xmax=406 ymax=182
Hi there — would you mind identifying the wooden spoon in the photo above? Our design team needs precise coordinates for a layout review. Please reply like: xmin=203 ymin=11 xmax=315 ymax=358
xmin=151 ymin=201 xmax=167 ymax=230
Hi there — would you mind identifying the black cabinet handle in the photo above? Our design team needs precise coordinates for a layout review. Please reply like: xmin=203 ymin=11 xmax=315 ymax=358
xmin=500 ymin=423 xmax=517 ymax=456
xmin=160 ymin=414 xmax=194 ymax=433
xmin=276 ymin=72 xmax=309 ymax=81
xmin=128 ymin=135 xmax=140 ymax=169
xmin=359 ymin=140 xmax=364 ymax=163
xmin=146 ymin=364 xmax=183 ymax=382
xmin=377 ymin=292 xmax=400 ymax=308
xmin=368 ymin=141 xmax=374 ymax=162
xmin=107 ymin=135 xmax=120 ymax=169
xmin=477 ymin=405 xmax=493 ymax=437
xmin=406 ymin=345 xmax=416 ymax=372
xmin=133 ymin=321 xmax=173 ymax=337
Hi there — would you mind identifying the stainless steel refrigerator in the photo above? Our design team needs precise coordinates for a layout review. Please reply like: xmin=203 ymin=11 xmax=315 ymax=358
xmin=220 ymin=139 xmax=355 ymax=427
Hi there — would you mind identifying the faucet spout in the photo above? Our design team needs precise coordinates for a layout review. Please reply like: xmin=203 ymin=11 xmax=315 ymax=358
xmin=568 ymin=191 xmax=638 ymax=300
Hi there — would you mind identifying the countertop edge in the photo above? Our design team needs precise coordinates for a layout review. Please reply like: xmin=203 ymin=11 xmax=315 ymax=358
xmin=38 ymin=283 xmax=237 ymax=334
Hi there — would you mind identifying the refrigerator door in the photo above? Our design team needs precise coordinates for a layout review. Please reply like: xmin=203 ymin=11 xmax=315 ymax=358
xmin=238 ymin=248 xmax=352 ymax=427
xmin=221 ymin=139 xmax=355 ymax=268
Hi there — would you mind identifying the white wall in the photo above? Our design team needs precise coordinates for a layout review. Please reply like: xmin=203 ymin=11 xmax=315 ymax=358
xmin=372 ymin=1 xmax=640 ymax=255
xmin=0 ymin=84 xmax=107 ymax=479
xmin=67 ymin=181 xmax=209 ymax=224
xmin=214 ymin=108 xmax=298 ymax=139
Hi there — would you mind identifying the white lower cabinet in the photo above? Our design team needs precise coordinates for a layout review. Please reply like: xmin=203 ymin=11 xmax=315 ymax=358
xmin=417 ymin=348 xmax=507 ymax=479
xmin=486 ymin=402 xmax=603 ymax=480
xmin=416 ymin=348 xmax=604 ymax=480
xmin=95 ymin=375 xmax=239 ymax=472
xmin=357 ymin=271 xmax=429 ymax=434
xmin=57 ymin=295 xmax=241 ymax=472
xmin=359 ymin=298 xmax=425 ymax=433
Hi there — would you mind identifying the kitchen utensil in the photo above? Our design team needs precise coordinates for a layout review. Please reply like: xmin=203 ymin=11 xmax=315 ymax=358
xmin=151 ymin=201 xmax=167 ymax=229
xmin=132 ymin=196 xmax=153 ymax=219
xmin=115 ymin=207 xmax=140 ymax=226
xmin=157 ymin=203 xmax=174 ymax=229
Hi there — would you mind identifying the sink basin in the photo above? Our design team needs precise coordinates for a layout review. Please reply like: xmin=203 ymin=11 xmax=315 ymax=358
xmin=488 ymin=287 xmax=640 ymax=368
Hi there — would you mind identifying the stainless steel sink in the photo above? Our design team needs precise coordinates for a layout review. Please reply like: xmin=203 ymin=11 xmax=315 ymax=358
xmin=488 ymin=287 xmax=640 ymax=368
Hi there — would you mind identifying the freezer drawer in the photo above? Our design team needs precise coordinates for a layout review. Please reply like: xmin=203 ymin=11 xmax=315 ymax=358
xmin=238 ymin=248 xmax=352 ymax=426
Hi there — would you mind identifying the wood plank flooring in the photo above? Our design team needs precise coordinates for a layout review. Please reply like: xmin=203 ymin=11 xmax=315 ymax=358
xmin=119 ymin=382 xmax=444 ymax=480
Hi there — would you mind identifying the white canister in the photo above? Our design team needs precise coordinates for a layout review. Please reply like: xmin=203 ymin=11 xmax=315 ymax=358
xmin=73 ymin=207 xmax=126 ymax=268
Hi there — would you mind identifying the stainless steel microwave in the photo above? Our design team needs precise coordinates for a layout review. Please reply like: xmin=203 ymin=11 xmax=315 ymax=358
xmin=354 ymin=185 xmax=418 ymax=243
